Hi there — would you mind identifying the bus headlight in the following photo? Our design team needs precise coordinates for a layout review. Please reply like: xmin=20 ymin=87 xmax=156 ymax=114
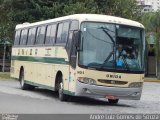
xmin=129 ymin=82 xmax=143 ymax=88
xmin=78 ymin=77 xmax=97 ymax=85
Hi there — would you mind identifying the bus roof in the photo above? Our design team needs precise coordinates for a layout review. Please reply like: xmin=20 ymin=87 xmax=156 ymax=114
xmin=15 ymin=14 xmax=144 ymax=29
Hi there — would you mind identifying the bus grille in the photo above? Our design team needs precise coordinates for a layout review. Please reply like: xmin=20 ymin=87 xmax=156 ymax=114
xmin=98 ymin=79 xmax=128 ymax=85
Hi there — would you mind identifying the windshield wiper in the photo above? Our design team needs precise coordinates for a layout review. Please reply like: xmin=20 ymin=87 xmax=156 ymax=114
xmin=100 ymin=51 xmax=114 ymax=69
xmin=100 ymin=27 xmax=115 ymax=45
xmin=98 ymin=27 xmax=116 ymax=69
xmin=87 ymin=62 xmax=101 ymax=69
xmin=98 ymin=27 xmax=115 ymax=44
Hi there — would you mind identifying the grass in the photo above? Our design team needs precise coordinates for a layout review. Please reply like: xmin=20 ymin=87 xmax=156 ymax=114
xmin=0 ymin=72 xmax=10 ymax=80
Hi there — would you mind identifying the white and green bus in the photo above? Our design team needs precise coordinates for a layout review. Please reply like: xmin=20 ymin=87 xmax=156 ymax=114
xmin=11 ymin=14 xmax=145 ymax=103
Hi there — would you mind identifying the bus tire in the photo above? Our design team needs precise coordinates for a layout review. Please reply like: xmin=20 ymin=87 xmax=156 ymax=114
xmin=58 ymin=81 xmax=68 ymax=101
xmin=108 ymin=99 xmax=119 ymax=104
xmin=19 ymin=69 xmax=34 ymax=90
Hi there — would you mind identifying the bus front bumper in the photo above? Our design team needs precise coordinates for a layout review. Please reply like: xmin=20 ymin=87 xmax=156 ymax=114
xmin=75 ymin=81 xmax=142 ymax=101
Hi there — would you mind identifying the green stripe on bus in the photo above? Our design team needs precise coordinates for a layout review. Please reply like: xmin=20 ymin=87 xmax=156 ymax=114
xmin=25 ymin=80 xmax=75 ymax=96
xmin=24 ymin=80 xmax=55 ymax=91
xmin=11 ymin=56 xmax=69 ymax=64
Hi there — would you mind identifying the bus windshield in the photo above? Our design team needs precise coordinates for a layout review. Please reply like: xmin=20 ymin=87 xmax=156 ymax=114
xmin=79 ymin=22 xmax=145 ymax=72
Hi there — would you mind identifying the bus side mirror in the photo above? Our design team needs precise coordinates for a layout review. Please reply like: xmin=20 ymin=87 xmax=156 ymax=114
xmin=73 ymin=30 xmax=81 ymax=51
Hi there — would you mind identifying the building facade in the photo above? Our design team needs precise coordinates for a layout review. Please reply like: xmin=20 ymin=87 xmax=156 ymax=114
xmin=137 ymin=0 xmax=160 ymax=12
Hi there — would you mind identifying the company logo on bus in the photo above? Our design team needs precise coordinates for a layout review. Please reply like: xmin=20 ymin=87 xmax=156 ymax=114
xmin=106 ymin=74 xmax=121 ymax=79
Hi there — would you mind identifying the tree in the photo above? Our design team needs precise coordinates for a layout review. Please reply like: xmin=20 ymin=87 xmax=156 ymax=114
xmin=0 ymin=0 xmax=57 ymax=42
xmin=95 ymin=0 xmax=142 ymax=20
xmin=0 ymin=0 xmax=13 ymax=42
xmin=0 ymin=0 xmax=142 ymax=44
xmin=141 ymin=11 xmax=160 ymax=78
xmin=63 ymin=0 xmax=97 ymax=15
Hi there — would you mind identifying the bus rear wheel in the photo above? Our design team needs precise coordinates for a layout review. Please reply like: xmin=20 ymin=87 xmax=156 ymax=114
xmin=19 ymin=69 xmax=34 ymax=90
xmin=108 ymin=99 xmax=119 ymax=104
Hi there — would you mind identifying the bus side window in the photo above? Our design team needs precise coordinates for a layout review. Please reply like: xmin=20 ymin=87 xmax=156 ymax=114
xmin=70 ymin=33 xmax=78 ymax=69
xmin=67 ymin=32 xmax=73 ymax=59
xmin=27 ymin=27 xmax=37 ymax=45
xmin=56 ymin=21 xmax=70 ymax=44
xmin=70 ymin=20 xmax=79 ymax=31
xmin=61 ymin=22 xmax=70 ymax=43
xmin=66 ymin=20 xmax=79 ymax=56
xmin=68 ymin=20 xmax=79 ymax=68
xmin=56 ymin=23 xmax=63 ymax=44
xmin=14 ymin=30 xmax=21 ymax=46
xmin=35 ymin=26 xmax=46 ymax=45
xmin=20 ymin=29 xmax=28 ymax=46
xmin=45 ymin=24 xmax=57 ymax=45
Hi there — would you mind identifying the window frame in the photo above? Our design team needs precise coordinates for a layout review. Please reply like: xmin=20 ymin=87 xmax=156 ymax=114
xmin=45 ymin=23 xmax=57 ymax=45
xmin=55 ymin=21 xmax=71 ymax=45
xmin=27 ymin=27 xmax=37 ymax=46
xmin=14 ymin=30 xmax=22 ymax=46
xmin=66 ymin=20 xmax=79 ymax=56
xmin=20 ymin=29 xmax=29 ymax=46
xmin=35 ymin=25 xmax=47 ymax=46
xmin=13 ymin=19 xmax=73 ymax=47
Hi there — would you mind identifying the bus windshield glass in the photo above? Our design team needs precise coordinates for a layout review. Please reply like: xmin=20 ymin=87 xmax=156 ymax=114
xmin=79 ymin=22 xmax=144 ymax=72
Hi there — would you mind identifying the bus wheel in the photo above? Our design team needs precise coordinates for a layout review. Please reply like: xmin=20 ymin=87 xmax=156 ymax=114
xmin=58 ymin=81 xmax=68 ymax=101
xmin=19 ymin=70 xmax=27 ymax=90
xmin=108 ymin=99 xmax=119 ymax=104
xmin=19 ymin=70 xmax=34 ymax=90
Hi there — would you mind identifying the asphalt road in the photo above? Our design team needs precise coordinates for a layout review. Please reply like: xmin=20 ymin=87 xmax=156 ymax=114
xmin=0 ymin=79 xmax=159 ymax=114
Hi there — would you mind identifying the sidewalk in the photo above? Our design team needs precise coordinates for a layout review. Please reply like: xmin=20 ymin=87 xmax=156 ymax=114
xmin=144 ymin=77 xmax=160 ymax=82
